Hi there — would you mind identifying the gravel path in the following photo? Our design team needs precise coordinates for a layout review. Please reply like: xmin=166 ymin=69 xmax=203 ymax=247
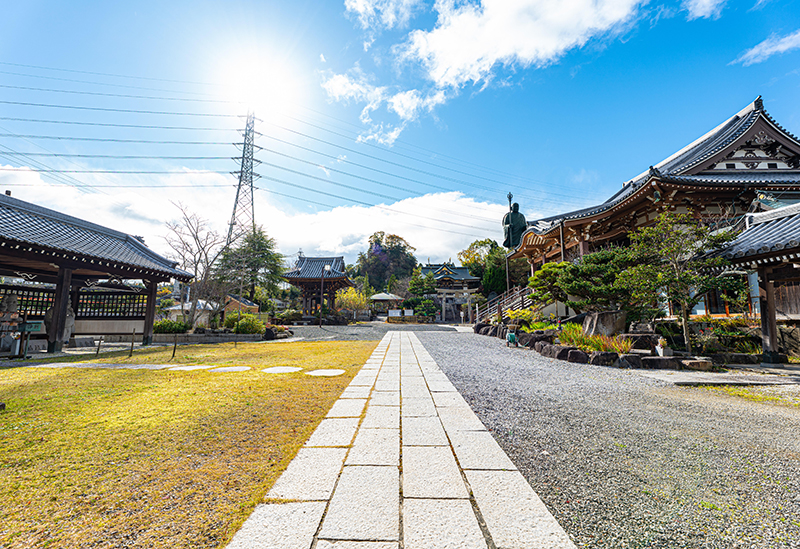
xmin=416 ymin=330 xmax=800 ymax=549
xmin=287 ymin=322 xmax=457 ymax=341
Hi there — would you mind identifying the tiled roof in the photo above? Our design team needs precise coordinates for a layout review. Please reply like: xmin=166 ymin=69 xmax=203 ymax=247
xmin=421 ymin=263 xmax=479 ymax=282
xmin=0 ymin=194 xmax=192 ymax=281
xmin=283 ymin=256 xmax=348 ymax=279
xmin=522 ymin=97 xmax=800 ymax=240
xmin=228 ymin=293 xmax=258 ymax=307
xmin=715 ymin=203 xmax=800 ymax=263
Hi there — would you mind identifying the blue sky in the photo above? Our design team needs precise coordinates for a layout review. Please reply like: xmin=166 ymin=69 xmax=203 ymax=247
xmin=1 ymin=0 xmax=799 ymax=265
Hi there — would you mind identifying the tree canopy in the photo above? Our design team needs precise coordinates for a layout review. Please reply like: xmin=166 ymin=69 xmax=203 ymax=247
xmin=213 ymin=227 xmax=284 ymax=301
xmin=408 ymin=266 xmax=437 ymax=296
xmin=354 ymin=232 xmax=417 ymax=291
xmin=457 ymin=239 xmax=499 ymax=280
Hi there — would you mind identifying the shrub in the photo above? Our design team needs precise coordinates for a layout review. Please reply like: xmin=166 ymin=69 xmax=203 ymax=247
xmin=277 ymin=309 xmax=302 ymax=323
xmin=402 ymin=297 xmax=422 ymax=310
xmin=520 ymin=321 xmax=558 ymax=333
xmin=415 ymin=299 xmax=438 ymax=317
xmin=558 ymin=323 xmax=633 ymax=354
xmin=153 ymin=319 xmax=189 ymax=334
xmin=230 ymin=314 xmax=264 ymax=334
xmin=506 ymin=307 xmax=542 ymax=325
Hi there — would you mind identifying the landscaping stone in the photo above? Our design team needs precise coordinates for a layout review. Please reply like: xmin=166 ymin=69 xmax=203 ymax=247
xmin=583 ymin=310 xmax=627 ymax=336
xmin=263 ymin=327 xmax=276 ymax=341
xmin=262 ymin=366 xmax=302 ymax=374
xmin=589 ymin=351 xmax=619 ymax=366
xmin=680 ymin=359 xmax=714 ymax=371
xmin=474 ymin=322 xmax=489 ymax=334
xmin=534 ymin=341 xmax=549 ymax=354
xmin=68 ymin=337 xmax=95 ymax=348
xmin=629 ymin=322 xmax=655 ymax=334
xmin=553 ymin=345 xmax=578 ymax=361
xmin=708 ymin=353 xmax=761 ymax=365
xmin=641 ymin=356 xmax=681 ymax=370
xmin=306 ymin=369 xmax=346 ymax=377
xmin=209 ymin=366 xmax=251 ymax=372
xmin=0 ymin=402 xmax=5 ymax=411
xmin=617 ymin=354 xmax=643 ymax=369
xmin=567 ymin=349 xmax=589 ymax=364
xmin=618 ymin=333 xmax=658 ymax=350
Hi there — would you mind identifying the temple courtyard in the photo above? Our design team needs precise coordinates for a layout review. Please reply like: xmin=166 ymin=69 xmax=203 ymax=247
xmin=2 ymin=326 xmax=799 ymax=548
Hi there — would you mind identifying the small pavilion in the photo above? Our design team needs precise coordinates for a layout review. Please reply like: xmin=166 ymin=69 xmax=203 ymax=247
xmin=282 ymin=256 xmax=353 ymax=315
xmin=0 ymin=193 xmax=192 ymax=352
xmin=710 ymin=203 xmax=800 ymax=363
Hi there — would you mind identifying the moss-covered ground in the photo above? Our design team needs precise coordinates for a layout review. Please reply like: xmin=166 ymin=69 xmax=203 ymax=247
xmin=0 ymin=340 xmax=377 ymax=548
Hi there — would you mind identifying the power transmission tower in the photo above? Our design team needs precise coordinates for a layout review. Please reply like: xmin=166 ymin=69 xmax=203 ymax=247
xmin=226 ymin=112 xmax=261 ymax=245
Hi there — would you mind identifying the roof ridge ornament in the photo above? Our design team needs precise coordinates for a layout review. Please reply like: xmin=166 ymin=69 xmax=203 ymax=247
xmin=754 ymin=95 xmax=764 ymax=111
xmin=649 ymin=166 xmax=662 ymax=177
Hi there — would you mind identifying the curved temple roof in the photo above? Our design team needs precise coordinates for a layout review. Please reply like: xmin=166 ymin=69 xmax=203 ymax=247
xmin=522 ymin=96 xmax=800 ymax=242
xmin=0 ymin=193 xmax=192 ymax=281
xmin=283 ymin=256 xmax=349 ymax=280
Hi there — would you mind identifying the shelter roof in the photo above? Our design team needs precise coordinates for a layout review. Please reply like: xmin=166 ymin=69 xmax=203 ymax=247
xmin=370 ymin=292 xmax=403 ymax=301
xmin=421 ymin=263 xmax=479 ymax=282
xmin=0 ymin=194 xmax=192 ymax=282
xmin=711 ymin=202 xmax=800 ymax=266
xmin=228 ymin=293 xmax=258 ymax=307
xmin=523 ymin=96 xmax=800 ymax=240
xmin=283 ymin=256 xmax=348 ymax=280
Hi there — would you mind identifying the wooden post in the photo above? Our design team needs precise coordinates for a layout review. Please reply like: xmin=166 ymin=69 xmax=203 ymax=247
xmin=579 ymin=238 xmax=590 ymax=257
xmin=129 ymin=329 xmax=135 ymax=357
xmin=559 ymin=221 xmax=566 ymax=262
xmin=48 ymin=266 xmax=72 ymax=353
xmin=758 ymin=266 xmax=779 ymax=362
xmin=142 ymin=279 xmax=158 ymax=345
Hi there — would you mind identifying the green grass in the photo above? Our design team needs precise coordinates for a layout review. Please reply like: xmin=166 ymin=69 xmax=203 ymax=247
xmin=0 ymin=340 xmax=377 ymax=548
xmin=702 ymin=385 xmax=800 ymax=408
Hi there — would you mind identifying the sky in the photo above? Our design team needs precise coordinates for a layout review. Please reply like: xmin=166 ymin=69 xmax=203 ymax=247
xmin=1 ymin=0 xmax=799 ymax=270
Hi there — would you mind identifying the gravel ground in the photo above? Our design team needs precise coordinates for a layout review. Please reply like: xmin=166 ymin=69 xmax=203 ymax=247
xmin=287 ymin=321 xmax=458 ymax=341
xmin=416 ymin=331 xmax=800 ymax=549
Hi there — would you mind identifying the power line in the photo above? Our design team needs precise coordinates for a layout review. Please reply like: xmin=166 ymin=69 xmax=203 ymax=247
xmin=0 ymin=61 xmax=221 ymax=87
xmin=0 ymin=83 xmax=233 ymax=104
xmin=0 ymin=133 xmax=232 ymax=145
xmin=1 ymin=152 xmax=234 ymax=160
xmin=0 ymin=116 xmax=233 ymax=131
xmin=0 ymin=99 xmax=236 ymax=118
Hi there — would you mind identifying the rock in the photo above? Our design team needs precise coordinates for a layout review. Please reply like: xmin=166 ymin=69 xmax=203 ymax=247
xmin=553 ymin=345 xmax=578 ymax=361
xmin=68 ymin=337 xmax=95 ymax=348
xmin=0 ymin=402 xmax=5 ymax=411
xmin=681 ymin=359 xmax=714 ymax=371
xmin=524 ymin=334 xmax=554 ymax=348
xmin=567 ymin=349 xmax=589 ymax=363
xmin=516 ymin=333 xmax=533 ymax=347
xmin=534 ymin=341 xmax=549 ymax=354
xmin=629 ymin=322 xmax=655 ymax=333
xmin=583 ymin=311 xmax=627 ymax=336
xmin=618 ymin=333 xmax=658 ymax=350
xmin=474 ymin=322 xmax=489 ymax=334
xmin=263 ymin=327 xmax=276 ymax=341
xmin=618 ymin=354 xmax=643 ymax=369
xmin=641 ymin=356 xmax=681 ymax=370
xmin=589 ymin=351 xmax=620 ymax=366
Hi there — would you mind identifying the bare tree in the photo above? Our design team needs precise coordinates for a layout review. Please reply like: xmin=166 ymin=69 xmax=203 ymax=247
xmin=164 ymin=203 xmax=230 ymax=328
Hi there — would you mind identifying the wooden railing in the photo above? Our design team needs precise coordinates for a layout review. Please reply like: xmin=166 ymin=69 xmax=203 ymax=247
xmin=475 ymin=285 xmax=533 ymax=322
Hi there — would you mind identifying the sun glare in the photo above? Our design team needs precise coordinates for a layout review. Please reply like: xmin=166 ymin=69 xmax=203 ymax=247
xmin=216 ymin=56 xmax=305 ymax=122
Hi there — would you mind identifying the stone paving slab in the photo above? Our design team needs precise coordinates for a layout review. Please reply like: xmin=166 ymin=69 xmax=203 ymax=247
xmin=450 ymin=430 xmax=518 ymax=471
xmin=229 ymin=330 xmax=576 ymax=549
xmin=225 ymin=501 xmax=326 ymax=549
xmin=304 ymin=418 xmax=360 ymax=447
xmin=361 ymin=404 xmax=400 ymax=429
xmin=370 ymin=391 xmax=400 ymax=406
xmin=347 ymin=428 xmax=399 ymax=466
xmin=401 ymin=396 xmax=437 ymax=417
xmin=402 ymin=416 xmax=449 ymax=446
xmin=267 ymin=447 xmax=347 ymax=501
xmin=319 ymin=465 xmax=399 ymax=541
xmin=326 ymin=398 xmax=367 ymax=418
xmin=403 ymin=445 xmax=469 ymax=499
xmin=635 ymin=370 xmax=800 ymax=386
xmin=402 ymin=499 xmax=487 ymax=549
xmin=466 ymin=470 xmax=578 ymax=549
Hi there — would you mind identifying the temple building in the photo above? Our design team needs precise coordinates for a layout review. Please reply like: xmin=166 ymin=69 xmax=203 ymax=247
xmin=282 ymin=255 xmax=353 ymax=316
xmin=509 ymin=96 xmax=800 ymax=317
xmin=420 ymin=263 xmax=481 ymax=322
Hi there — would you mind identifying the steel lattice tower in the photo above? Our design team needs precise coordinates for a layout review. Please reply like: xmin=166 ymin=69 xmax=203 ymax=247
xmin=226 ymin=112 xmax=261 ymax=245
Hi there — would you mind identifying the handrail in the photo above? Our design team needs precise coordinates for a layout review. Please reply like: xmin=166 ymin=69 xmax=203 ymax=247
xmin=475 ymin=285 xmax=533 ymax=322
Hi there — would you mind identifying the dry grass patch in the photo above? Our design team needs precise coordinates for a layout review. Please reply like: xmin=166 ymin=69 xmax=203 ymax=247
xmin=703 ymin=384 xmax=800 ymax=408
xmin=0 ymin=340 xmax=376 ymax=548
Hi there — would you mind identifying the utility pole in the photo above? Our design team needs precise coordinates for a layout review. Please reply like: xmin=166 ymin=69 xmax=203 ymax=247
xmin=226 ymin=112 xmax=261 ymax=246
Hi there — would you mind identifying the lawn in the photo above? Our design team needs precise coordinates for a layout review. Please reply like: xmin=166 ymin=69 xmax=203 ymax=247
xmin=0 ymin=340 xmax=377 ymax=548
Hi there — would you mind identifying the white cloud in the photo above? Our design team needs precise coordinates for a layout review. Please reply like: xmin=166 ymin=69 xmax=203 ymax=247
xmin=345 ymin=0 xmax=425 ymax=31
xmin=683 ymin=0 xmax=726 ymax=20
xmin=320 ymin=53 xmax=327 ymax=62
xmin=321 ymin=69 xmax=448 ymax=143
xmin=2 ymin=165 xmax=519 ymax=267
xmin=401 ymin=0 xmax=644 ymax=89
xmin=732 ymin=29 xmax=800 ymax=66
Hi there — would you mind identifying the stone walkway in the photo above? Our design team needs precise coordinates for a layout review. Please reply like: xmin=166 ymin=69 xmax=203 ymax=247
xmin=226 ymin=330 xmax=576 ymax=549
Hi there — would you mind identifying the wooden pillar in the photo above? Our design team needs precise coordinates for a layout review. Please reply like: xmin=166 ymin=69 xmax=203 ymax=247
xmin=758 ymin=266 xmax=779 ymax=361
xmin=142 ymin=279 xmax=158 ymax=345
xmin=559 ymin=221 xmax=566 ymax=262
xmin=48 ymin=266 xmax=73 ymax=353
xmin=579 ymin=238 xmax=590 ymax=257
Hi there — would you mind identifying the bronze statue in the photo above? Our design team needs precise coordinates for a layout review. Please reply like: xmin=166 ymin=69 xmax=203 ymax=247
xmin=502 ymin=202 xmax=527 ymax=248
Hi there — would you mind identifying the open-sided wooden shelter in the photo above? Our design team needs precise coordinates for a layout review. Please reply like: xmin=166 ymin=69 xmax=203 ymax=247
xmin=282 ymin=256 xmax=353 ymax=315
xmin=0 ymin=194 xmax=192 ymax=352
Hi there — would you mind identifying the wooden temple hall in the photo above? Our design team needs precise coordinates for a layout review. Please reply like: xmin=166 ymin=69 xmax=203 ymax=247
xmin=282 ymin=255 xmax=353 ymax=316
xmin=0 ymin=193 xmax=192 ymax=353
xmin=510 ymin=96 xmax=800 ymax=318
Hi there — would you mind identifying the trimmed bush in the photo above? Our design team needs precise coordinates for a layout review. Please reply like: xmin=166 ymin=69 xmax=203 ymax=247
xmin=230 ymin=313 xmax=265 ymax=334
xmin=153 ymin=319 xmax=189 ymax=334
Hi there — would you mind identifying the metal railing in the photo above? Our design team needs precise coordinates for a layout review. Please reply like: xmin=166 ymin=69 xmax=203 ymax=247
xmin=475 ymin=285 xmax=533 ymax=322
